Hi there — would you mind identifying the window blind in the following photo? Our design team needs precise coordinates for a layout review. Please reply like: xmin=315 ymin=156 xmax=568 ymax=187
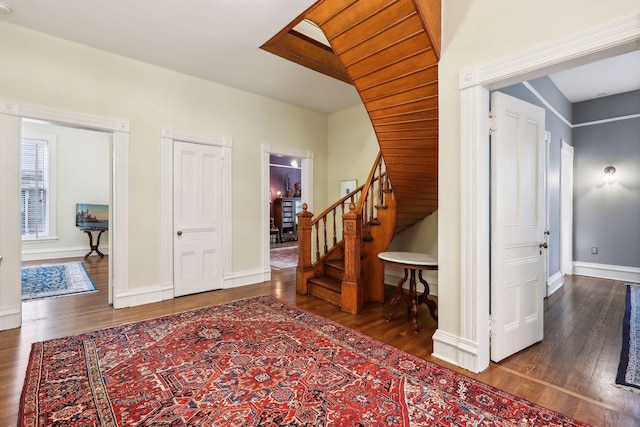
xmin=21 ymin=139 xmax=48 ymax=238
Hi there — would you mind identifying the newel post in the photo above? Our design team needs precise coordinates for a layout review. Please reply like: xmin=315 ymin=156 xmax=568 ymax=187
xmin=342 ymin=203 xmax=363 ymax=314
xmin=296 ymin=203 xmax=314 ymax=295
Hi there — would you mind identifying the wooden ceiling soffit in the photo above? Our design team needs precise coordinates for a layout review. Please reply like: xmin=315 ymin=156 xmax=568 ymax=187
xmin=260 ymin=13 xmax=353 ymax=85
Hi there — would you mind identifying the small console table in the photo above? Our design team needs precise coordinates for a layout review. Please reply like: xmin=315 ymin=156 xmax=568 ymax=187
xmin=378 ymin=251 xmax=438 ymax=333
xmin=82 ymin=227 xmax=107 ymax=259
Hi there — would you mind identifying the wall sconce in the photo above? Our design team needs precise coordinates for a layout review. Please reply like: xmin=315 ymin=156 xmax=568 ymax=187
xmin=603 ymin=165 xmax=616 ymax=183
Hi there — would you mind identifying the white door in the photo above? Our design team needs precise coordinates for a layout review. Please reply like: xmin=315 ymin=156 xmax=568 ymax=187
xmin=490 ymin=92 xmax=547 ymax=362
xmin=174 ymin=141 xmax=223 ymax=297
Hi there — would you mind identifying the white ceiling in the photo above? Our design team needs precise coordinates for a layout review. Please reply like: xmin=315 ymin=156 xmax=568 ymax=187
xmin=0 ymin=0 xmax=361 ymax=114
xmin=0 ymin=1 xmax=638 ymax=113
xmin=548 ymin=50 xmax=640 ymax=103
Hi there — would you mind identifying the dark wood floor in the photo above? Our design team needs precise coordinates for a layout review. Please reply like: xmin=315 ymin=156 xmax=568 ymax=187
xmin=2 ymin=258 xmax=639 ymax=426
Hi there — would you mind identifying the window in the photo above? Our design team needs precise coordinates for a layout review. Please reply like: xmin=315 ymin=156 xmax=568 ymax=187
xmin=21 ymin=134 xmax=56 ymax=240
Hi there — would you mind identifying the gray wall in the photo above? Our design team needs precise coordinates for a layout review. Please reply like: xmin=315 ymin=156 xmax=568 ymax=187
xmin=572 ymin=90 xmax=640 ymax=268
xmin=496 ymin=76 xmax=573 ymax=277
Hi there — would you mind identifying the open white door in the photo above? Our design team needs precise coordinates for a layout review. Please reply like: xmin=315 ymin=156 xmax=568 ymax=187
xmin=174 ymin=141 xmax=223 ymax=297
xmin=490 ymin=92 xmax=546 ymax=362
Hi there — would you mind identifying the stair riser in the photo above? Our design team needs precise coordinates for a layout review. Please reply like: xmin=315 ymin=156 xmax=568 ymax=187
xmin=325 ymin=264 xmax=345 ymax=282
xmin=309 ymin=283 xmax=342 ymax=306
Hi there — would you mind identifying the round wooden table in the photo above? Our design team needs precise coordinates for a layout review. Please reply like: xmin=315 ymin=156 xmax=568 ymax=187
xmin=378 ymin=251 xmax=438 ymax=333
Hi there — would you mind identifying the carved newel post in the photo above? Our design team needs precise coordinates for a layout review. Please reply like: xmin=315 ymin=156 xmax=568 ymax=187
xmin=342 ymin=203 xmax=363 ymax=314
xmin=296 ymin=203 xmax=314 ymax=295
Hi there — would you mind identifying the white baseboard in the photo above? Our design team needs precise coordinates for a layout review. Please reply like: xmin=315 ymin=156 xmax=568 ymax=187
xmin=22 ymin=246 xmax=110 ymax=262
xmin=0 ymin=306 xmax=21 ymax=331
xmin=114 ymin=282 xmax=174 ymax=308
xmin=113 ymin=268 xmax=269 ymax=309
xmin=432 ymin=329 xmax=483 ymax=373
xmin=224 ymin=268 xmax=270 ymax=289
xmin=573 ymin=261 xmax=640 ymax=283
xmin=547 ymin=271 xmax=564 ymax=296
xmin=384 ymin=267 xmax=438 ymax=296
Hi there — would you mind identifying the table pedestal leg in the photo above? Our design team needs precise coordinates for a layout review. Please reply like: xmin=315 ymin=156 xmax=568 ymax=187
xmin=409 ymin=269 xmax=419 ymax=333
xmin=84 ymin=229 xmax=105 ymax=259
xmin=386 ymin=269 xmax=437 ymax=333
xmin=418 ymin=270 xmax=438 ymax=321
xmin=386 ymin=268 xmax=408 ymax=321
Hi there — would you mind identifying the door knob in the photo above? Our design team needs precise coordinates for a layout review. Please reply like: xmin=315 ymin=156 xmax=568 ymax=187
xmin=539 ymin=242 xmax=548 ymax=248
xmin=177 ymin=230 xmax=182 ymax=236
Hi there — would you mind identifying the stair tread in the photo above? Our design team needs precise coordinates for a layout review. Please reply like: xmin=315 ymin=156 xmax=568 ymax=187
xmin=325 ymin=259 xmax=345 ymax=270
xmin=308 ymin=275 xmax=342 ymax=293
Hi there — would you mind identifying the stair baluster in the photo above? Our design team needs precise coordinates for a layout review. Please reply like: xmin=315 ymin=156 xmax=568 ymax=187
xmin=296 ymin=152 xmax=394 ymax=313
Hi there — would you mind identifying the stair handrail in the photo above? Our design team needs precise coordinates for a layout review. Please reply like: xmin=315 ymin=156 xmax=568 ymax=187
xmin=299 ymin=152 xmax=387 ymax=265
xmin=296 ymin=152 xmax=391 ymax=313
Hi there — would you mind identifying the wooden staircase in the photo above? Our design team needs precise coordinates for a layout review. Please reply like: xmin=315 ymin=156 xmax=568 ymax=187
xmin=297 ymin=153 xmax=396 ymax=313
xmin=306 ymin=0 xmax=440 ymax=232
xmin=293 ymin=0 xmax=440 ymax=313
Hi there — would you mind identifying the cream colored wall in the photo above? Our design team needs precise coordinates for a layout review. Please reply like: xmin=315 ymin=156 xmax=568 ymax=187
xmin=327 ymin=104 xmax=378 ymax=205
xmin=438 ymin=0 xmax=639 ymax=337
xmin=21 ymin=121 xmax=111 ymax=258
xmin=0 ymin=22 xmax=328 ymax=289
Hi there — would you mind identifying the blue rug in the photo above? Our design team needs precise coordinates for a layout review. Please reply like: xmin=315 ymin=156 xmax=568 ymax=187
xmin=616 ymin=283 xmax=640 ymax=393
xmin=21 ymin=261 xmax=97 ymax=301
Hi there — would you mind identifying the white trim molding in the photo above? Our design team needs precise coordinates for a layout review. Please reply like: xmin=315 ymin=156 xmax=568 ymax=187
xmin=573 ymin=262 xmax=640 ymax=284
xmin=0 ymin=112 xmax=21 ymax=330
xmin=432 ymin=329 xmax=481 ymax=368
xmin=573 ymin=113 xmax=640 ymax=128
xmin=114 ymin=282 xmax=174 ymax=309
xmin=547 ymin=271 xmax=565 ymax=296
xmin=160 ymin=127 xmax=233 ymax=302
xmin=261 ymin=143 xmax=314 ymax=280
xmin=449 ymin=14 xmax=640 ymax=373
xmin=522 ymin=82 xmax=572 ymax=128
xmin=21 ymin=246 xmax=110 ymax=262
xmin=224 ymin=268 xmax=270 ymax=289
xmin=522 ymin=82 xmax=640 ymax=129
xmin=0 ymin=101 xmax=130 ymax=328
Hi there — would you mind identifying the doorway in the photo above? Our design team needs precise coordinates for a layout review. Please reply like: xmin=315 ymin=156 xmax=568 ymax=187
xmin=489 ymin=92 xmax=547 ymax=362
xmin=261 ymin=144 xmax=314 ymax=278
xmin=0 ymin=103 xmax=130 ymax=331
xmin=20 ymin=121 xmax=112 ymax=318
xmin=431 ymin=15 xmax=639 ymax=373
xmin=160 ymin=128 xmax=232 ymax=296
xmin=269 ymin=155 xmax=302 ymax=270
xmin=172 ymin=140 xmax=223 ymax=297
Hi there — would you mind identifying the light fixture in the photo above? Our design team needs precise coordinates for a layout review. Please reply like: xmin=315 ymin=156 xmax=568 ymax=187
xmin=290 ymin=159 xmax=299 ymax=168
xmin=0 ymin=2 xmax=12 ymax=14
xmin=604 ymin=165 xmax=616 ymax=183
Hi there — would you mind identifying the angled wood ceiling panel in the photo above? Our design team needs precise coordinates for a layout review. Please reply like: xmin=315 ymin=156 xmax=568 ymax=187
xmin=266 ymin=0 xmax=442 ymax=233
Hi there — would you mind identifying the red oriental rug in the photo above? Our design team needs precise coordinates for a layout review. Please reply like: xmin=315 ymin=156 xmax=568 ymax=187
xmin=270 ymin=245 xmax=298 ymax=270
xmin=20 ymin=295 xmax=589 ymax=426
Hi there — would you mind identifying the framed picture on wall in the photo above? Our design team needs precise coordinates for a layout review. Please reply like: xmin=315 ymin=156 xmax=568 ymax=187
xmin=339 ymin=179 xmax=357 ymax=198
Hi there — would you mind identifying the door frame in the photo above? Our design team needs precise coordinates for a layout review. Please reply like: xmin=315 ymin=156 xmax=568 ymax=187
xmin=560 ymin=140 xmax=574 ymax=276
xmin=0 ymin=102 xmax=130 ymax=330
xmin=161 ymin=128 xmax=232 ymax=298
xmin=261 ymin=143 xmax=314 ymax=279
xmin=432 ymin=14 xmax=640 ymax=373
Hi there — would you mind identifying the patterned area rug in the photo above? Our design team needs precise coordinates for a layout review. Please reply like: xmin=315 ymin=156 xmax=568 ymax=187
xmin=616 ymin=283 xmax=640 ymax=393
xmin=270 ymin=245 xmax=298 ymax=269
xmin=21 ymin=261 xmax=97 ymax=301
xmin=20 ymin=295 xmax=589 ymax=426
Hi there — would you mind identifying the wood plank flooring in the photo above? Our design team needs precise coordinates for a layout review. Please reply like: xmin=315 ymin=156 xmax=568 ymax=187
xmin=1 ymin=258 xmax=638 ymax=426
